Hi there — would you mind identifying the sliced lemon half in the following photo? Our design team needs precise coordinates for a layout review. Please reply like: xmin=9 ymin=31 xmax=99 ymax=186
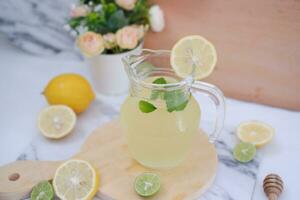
xmin=53 ymin=159 xmax=100 ymax=200
xmin=170 ymin=35 xmax=217 ymax=80
xmin=38 ymin=105 xmax=76 ymax=139
xmin=237 ymin=121 xmax=275 ymax=148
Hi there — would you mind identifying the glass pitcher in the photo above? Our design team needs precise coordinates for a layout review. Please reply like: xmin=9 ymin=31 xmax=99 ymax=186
xmin=121 ymin=49 xmax=225 ymax=169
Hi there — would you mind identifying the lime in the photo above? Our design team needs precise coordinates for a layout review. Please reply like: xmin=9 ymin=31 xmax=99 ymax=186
xmin=30 ymin=181 xmax=54 ymax=200
xmin=237 ymin=121 xmax=274 ymax=147
xmin=134 ymin=172 xmax=161 ymax=197
xmin=170 ymin=35 xmax=217 ymax=80
xmin=233 ymin=142 xmax=256 ymax=163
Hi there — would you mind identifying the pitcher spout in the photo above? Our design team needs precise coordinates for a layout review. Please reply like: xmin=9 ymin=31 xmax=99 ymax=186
xmin=122 ymin=49 xmax=153 ymax=80
xmin=122 ymin=49 xmax=171 ymax=81
xmin=122 ymin=54 xmax=142 ymax=76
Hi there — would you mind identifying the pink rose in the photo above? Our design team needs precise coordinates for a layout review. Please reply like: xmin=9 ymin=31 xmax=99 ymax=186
xmin=70 ymin=5 xmax=89 ymax=18
xmin=130 ymin=25 xmax=145 ymax=40
xmin=116 ymin=26 xmax=140 ymax=49
xmin=115 ymin=0 xmax=137 ymax=10
xmin=77 ymin=32 xmax=105 ymax=57
xmin=103 ymin=33 xmax=117 ymax=49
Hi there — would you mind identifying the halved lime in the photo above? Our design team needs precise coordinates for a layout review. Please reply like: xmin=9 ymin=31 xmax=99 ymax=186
xmin=134 ymin=172 xmax=161 ymax=197
xmin=30 ymin=181 xmax=54 ymax=200
xmin=233 ymin=142 xmax=256 ymax=163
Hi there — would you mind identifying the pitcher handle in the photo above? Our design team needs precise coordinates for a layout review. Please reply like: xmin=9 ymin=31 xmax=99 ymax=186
xmin=191 ymin=81 xmax=226 ymax=143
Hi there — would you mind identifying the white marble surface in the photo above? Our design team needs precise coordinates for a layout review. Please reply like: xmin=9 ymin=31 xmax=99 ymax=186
xmin=0 ymin=35 xmax=299 ymax=200
xmin=0 ymin=0 xmax=77 ymax=57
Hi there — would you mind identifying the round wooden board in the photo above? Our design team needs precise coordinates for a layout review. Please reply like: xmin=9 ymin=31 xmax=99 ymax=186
xmin=76 ymin=120 xmax=218 ymax=200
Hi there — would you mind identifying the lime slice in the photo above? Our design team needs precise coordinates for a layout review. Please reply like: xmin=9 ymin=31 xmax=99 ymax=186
xmin=53 ymin=159 xmax=100 ymax=200
xmin=30 ymin=181 xmax=54 ymax=200
xmin=233 ymin=142 xmax=256 ymax=163
xmin=38 ymin=105 xmax=76 ymax=139
xmin=135 ymin=172 xmax=161 ymax=197
xmin=171 ymin=35 xmax=217 ymax=80
xmin=237 ymin=121 xmax=274 ymax=147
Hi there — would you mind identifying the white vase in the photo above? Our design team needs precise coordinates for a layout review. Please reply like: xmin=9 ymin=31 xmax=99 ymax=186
xmin=87 ymin=43 xmax=142 ymax=95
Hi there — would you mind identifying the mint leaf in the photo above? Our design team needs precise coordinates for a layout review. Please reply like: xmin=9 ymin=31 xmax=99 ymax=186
xmin=139 ymin=100 xmax=157 ymax=113
xmin=164 ymin=90 xmax=189 ymax=112
xmin=150 ymin=77 xmax=167 ymax=100
xmin=153 ymin=77 xmax=167 ymax=84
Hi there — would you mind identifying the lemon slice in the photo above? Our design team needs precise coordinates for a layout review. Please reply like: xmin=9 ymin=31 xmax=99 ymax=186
xmin=170 ymin=35 xmax=217 ymax=80
xmin=53 ymin=159 xmax=100 ymax=200
xmin=38 ymin=105 xmax=76 ymax=139
xmin=237 ymin=121 xmax=275 ymax=147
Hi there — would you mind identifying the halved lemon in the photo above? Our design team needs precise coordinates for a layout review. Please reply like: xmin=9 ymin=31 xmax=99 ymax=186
xmin=170 ymin=35 xmax=217 ymax=80
xmin=38 ymin=105 xmax=76 ymax=139
xmin=53 ymin=159 xmax=100 ymax=200
xmin=237 ymin=121 xmax=275 ymax=147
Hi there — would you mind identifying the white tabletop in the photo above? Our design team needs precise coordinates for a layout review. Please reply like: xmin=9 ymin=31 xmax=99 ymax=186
xmin=0 ymin=35 xmax=299 ymax=200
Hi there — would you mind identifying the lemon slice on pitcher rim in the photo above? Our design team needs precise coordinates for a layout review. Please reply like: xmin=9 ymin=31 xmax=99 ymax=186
xmin=38 ymin=105 xmax=76 ymax=139
xmin=237 ymin=121 xmax=275 ymax=147
xmin=170 ymin=35 xmax=217 ymax=80
xmin=53 ymin=159 xmax=100 ymax=200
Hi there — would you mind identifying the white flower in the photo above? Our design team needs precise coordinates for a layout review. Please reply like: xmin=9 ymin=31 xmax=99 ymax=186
xmin=103 ymin=33 xmax=117 ymax=49
xmin=77 ymin=26 xmax=88 ymax=35
xmin=77 ymin=32 xmax=105 ymax=57
xmin=70 ymin=5 xmax=90 ymax=18
xmin=115 ymin=0 xmax=137 ymax=10
xmin=63 ymin=24 xmax=71 ymax=31
xmin=149 ymin=5 xmax=165 ymax=32
xmin=94 ymin=4 xmax=102 ymax=12
xmin=70 ymin=30 xmax=77 ymax=37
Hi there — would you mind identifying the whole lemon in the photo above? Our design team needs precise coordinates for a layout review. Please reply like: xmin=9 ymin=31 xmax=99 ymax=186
xmin=43 ymin=74 xmax=95 ymax=114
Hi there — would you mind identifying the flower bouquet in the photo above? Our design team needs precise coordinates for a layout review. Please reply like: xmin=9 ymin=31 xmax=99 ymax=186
xmin=66 ymin=0 xmax=165 ymax=95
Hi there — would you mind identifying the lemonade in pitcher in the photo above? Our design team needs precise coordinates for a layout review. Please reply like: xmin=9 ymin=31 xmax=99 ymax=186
xmin=121 ymin=36 xmax=225 ymax=169
xmin=121 ymin=76 xmax=201 ymax=168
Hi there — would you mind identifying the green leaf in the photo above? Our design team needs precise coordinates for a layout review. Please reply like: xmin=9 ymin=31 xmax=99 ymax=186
xmin=107 ymin=10 xmax=129 ymax=32
xmin=81 ymin=0 xmax=102 ymax=4
xmin=153 ymin=77 xmax=167 ymax=84
xmin=82 ymin=11 xmax=111 ymax=34
xmin=139 ymin=100 xmax=157 ymax=113
xmin=105 ymin=3 xmax=118 ymax=15
xmin=127 ymin=0 xmax=150 ymax=24
xmin=164 ymin=90 xmax=189 ymax=112
xmin=69 ymin=17 xmax=84 ymax=29
xmin=150 ymin=77 xmax=167 ymax=100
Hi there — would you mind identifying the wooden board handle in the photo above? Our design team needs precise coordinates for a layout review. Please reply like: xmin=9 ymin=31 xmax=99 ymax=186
xmin=0 ymin=160 xmax=61 ymax=200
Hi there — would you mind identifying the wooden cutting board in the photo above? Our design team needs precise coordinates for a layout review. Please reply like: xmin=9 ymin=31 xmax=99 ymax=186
xmin=145 ymin=0 xmax=300 ymax=110
xmin=0 ymin=120 xmax=217 ymax=200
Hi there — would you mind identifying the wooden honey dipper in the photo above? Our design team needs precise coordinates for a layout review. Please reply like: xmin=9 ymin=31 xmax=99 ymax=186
xmin=263 ymin=174 xmax=284 ymax=200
